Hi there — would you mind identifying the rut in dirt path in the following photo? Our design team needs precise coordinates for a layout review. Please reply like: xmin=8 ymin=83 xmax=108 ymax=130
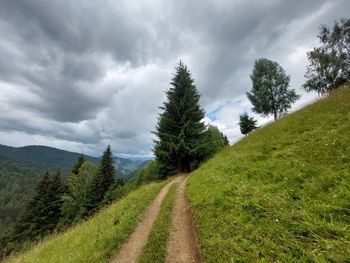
xmin=110 ymin=175 xmax=184 ymax=263
xmin=165 ymin=176 xmax=202 ymax=263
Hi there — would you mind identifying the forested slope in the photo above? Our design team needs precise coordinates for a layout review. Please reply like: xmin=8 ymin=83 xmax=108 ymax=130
xmin=0 ymin=145 xmax=143 ymax=239
xmin=0 ymin=156 xmax=47 ymax=238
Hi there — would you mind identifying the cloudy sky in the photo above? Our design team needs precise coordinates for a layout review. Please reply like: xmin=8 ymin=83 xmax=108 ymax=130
xmin=0 ymin=0 xmax=348 ymax=157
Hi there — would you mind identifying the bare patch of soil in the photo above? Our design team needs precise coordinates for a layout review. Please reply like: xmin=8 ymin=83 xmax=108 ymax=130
xmin=110 ymin=175 xmax=184 ymax=263
xmin=165 ymin=176 xmax=201 ymax=263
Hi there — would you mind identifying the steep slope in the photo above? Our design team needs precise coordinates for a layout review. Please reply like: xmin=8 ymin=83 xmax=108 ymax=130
xmin=187 ymin=86 xmax=350 ymax=262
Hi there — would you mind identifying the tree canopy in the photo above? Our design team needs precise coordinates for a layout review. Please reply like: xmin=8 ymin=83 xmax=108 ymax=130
xmin=60 ymin=162 xmax=97 ymax=225
xmin=201 ymin=125 xmax=229 ymax=159
xmin=303 ymin=18 xmax=350 ymax=94
xmin=247 ymin=58 xmax=299 ymax=121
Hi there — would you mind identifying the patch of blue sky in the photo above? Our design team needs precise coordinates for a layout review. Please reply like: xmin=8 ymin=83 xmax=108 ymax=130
xmin=206 ymin=105 xmax=223 ymax=121
xmin=206 ymin=97 xmax=246 ymax=122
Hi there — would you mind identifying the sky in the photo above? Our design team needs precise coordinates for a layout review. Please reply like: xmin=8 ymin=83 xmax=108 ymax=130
xmin=0 ymin=0 xmax=349 ymax=158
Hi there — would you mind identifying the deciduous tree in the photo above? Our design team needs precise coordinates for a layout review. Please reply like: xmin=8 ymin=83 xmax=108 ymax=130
xmin=60 ymin=162 xmax=96 ymax=224
xmin=247 ymin=58 xmax=299 ymax=120
xmin=303 ymin=18 xmax=350 ymax=94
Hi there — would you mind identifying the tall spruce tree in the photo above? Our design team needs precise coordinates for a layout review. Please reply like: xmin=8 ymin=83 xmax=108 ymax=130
xmin=87 ymin=145 xmax=116 ymax=209
xmin=13 ymin=171 xmax=64 ymax=242
xmin=48 ymin=170 xmax=64 ymax=229
xmin=72 ymin=154 xmax=85 ymax=175
xmin=99 ymin=145 xmax=115 ymax=192
xmin=223 ymin=135 xmax=229 ymax=146
xmin=154 ymin=62 xmax=206 ymax=173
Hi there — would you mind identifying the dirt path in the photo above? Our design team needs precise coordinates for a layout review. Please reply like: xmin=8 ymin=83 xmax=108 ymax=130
xmin=165 ymin=176 xmax=202 ymax=263
xmin=110 ymin=175 xmax=184 ymax=263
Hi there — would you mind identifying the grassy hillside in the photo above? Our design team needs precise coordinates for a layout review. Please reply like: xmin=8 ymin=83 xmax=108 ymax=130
xmin=6 ymin=180 xmax=167 ymax=263
xmin=187 ymin=86 xmax=350 ymax=262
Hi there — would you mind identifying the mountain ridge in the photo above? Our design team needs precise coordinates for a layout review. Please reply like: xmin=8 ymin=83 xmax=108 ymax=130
xmin=0 ymin=144 xmax=147 ymax=177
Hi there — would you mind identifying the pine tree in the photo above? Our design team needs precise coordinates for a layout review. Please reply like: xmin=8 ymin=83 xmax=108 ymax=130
xmin=154 ymin=61 xmax=206 ymax=173
xmin=239 ymin=113 xmax=258 ymax=135
xmin=87 ymin=172 xmax=104 ymax=210
xmin=247 ymin=58 xmax=300 ymax=120
xmin=223 ymin=135 xmax=229 ymax=146
xmin=99 ymin=145 xmax=115 ymax=193
xmin=87 ymin=145 xmax=116 ymax=209
xmin=15 ymin=172 xmax=52 ymax=240
xmin=72 ymin=154 xmax=85 ymax=175
xmin=13 ymin=171 xmax=64 ymax=242
xmin=49 ymin=170 xmax=64 ymax=228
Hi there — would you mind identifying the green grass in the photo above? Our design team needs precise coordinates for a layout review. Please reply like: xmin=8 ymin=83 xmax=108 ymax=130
xmin=187 ymin=86 xmax=350 ymax=262
xmin=6 ymin=181 xmax=167 ymax=263
xmin=139 ymin=183 xmax=178 ymax=263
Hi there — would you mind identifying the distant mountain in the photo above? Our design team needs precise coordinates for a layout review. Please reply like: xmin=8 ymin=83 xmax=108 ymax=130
xmin=0 ymin=144 xmax=142 ymax=178
xmin=136 ymin=159 xmax=152 ymax=169
xmin=114 ymin=158 xmax=139 ymax=177
xmin=0 ymin=144 xmax=99 ymax=170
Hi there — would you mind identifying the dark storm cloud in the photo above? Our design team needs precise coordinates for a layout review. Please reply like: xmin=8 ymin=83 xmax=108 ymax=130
xmin=165 ymin=0 xmax=342 ymax=103
xmin=0 ymin=0 xmax=349 ymax=155
xmin=0 ymin=0 xmax=180 ymax=123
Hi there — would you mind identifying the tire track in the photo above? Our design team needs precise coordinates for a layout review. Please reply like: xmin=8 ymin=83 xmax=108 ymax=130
xmin=165 ymin=176 xmax=201 ymax=263
xmin=110 ymin=175 xmax=184 ymax=263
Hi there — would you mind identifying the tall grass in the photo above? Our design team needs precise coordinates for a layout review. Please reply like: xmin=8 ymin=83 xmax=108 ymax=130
xmin=6 ymin=181 xmax=167 ymax=263
xmin=187 ymin=86 xmax=350 ymax=262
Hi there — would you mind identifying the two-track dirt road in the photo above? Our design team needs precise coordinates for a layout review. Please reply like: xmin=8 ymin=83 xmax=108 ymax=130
xmin=110 ymin=174 xmax=201 ymax=263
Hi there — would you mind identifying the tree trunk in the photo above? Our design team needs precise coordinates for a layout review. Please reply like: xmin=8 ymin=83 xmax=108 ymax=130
xmin=177 ymin=157 xmax=190 ymax=173
xmin=273 ymin=111 xmax=277 ymax=121
xmin=183 ymin=158 xmax=190 ymax=173
xmin=177 ymin=158 xmax=183 ymax=173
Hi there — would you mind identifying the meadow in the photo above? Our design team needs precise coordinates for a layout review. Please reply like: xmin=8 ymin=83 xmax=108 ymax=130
xmin=187 ymin=86 xmax=350 ymax=262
